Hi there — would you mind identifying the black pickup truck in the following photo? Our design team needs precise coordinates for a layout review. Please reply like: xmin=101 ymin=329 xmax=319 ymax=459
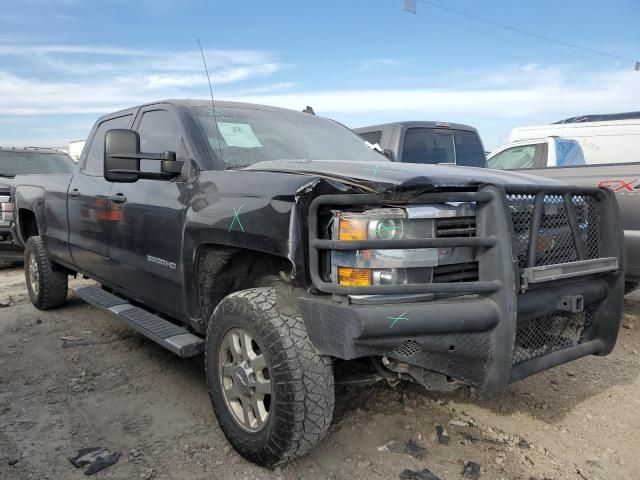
xmin=12 ymin=100 xmax=625 ymax=466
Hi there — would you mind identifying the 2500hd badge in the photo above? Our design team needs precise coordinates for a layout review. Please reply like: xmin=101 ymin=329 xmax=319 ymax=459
xmin=147 ymin=255 xmax=177 ymax=270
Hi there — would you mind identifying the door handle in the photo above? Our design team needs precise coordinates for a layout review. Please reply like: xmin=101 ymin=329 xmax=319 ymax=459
xmin=109 ymin=194 xmax=127 ymax=204
xmin=69 ymin=188 xmax=80 ymax=198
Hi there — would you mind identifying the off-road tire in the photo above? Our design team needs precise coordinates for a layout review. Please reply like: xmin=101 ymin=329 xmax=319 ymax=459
xmin=205 ymin=287 xmax=334 ymax=466
xmin=24 ymin=236 xmax=68 ymax=310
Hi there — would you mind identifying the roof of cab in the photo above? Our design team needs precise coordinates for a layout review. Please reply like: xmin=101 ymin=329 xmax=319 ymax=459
xmin=0 ymin=146 xmax=69 ymax=155
xmin=103 ymin=99 xmax=305 ymax=116
xmin=354 ymin=121 xmax=479 ymax=133
xmin=93 ymin=99 xmax=318 ymax=125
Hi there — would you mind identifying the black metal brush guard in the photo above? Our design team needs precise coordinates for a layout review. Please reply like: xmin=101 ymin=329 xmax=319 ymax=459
xmin=301 ymin=183 xmax=625 ymax=395
xmin=308 ymin=184 xmax=618 ymax=296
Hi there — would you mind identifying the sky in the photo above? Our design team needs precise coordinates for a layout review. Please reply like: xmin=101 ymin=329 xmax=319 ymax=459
xmin=0 ymin=0 xmax=638 ymax=150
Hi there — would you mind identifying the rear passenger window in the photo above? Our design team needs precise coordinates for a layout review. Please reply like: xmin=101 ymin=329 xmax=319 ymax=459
xmin=83 ymin=115 xmax=132 ymax=175
xmin=358 ymin=131 xmax=383 ymax=145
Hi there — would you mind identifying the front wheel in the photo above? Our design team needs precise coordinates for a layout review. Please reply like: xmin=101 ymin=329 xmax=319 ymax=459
xmin=205 ymin=287 xmax=334 ymax=467
xmin=24 ymin=236 xmax=68 ymax=310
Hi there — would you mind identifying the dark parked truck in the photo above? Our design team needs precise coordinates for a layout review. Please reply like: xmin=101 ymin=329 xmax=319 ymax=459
xmin=354 ymin=121 xmax=487 ymax=167
xmin=12 ymin=100 xmax=625 ymax=466
xmin=0 ymin=147 xmax=75 ymax=264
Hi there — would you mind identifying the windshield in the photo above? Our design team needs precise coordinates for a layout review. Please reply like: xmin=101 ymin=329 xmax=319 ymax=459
xmin=0 ymin=151 xmax=75 ymax=177
xmin=190 ymin=105 xmax=385 ymax=167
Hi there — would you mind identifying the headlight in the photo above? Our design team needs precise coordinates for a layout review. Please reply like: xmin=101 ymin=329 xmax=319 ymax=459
xmin=0 ymin=196 xmax=12 ymax=225
xmin=330 ymin=203 xmax=476 ymax=287
xmin=368 ymin=219 xmax=404 ymax=240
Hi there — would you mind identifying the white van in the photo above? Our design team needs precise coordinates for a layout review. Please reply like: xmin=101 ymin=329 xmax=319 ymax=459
xmin=508 ymin=117 xmax=640 ymax=165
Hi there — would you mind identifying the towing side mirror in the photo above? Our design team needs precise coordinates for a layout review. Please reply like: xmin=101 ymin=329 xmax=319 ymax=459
xmin=104 ymin=129 xmax=183 ymax=183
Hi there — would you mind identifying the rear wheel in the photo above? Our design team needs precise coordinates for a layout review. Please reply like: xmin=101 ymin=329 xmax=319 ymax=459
xmin=24 ymin=236 xmax=68 ymax=310
xmin=205 ymin=287 xmax=334 ymax=466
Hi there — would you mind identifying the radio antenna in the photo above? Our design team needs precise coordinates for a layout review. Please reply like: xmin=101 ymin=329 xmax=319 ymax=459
xmin=197 ymin=38 xmax=223 ymax=157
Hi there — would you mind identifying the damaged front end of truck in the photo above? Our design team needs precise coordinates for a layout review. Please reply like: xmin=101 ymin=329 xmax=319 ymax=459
xmin=271 ymin=163 xmax=625 ymax=397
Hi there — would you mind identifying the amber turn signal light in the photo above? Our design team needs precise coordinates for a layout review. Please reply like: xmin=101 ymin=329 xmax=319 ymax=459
xmin=338 ymin=218 xmax=367 ymax=241
xmin=337 ymin=267 xmax=372 ymax=286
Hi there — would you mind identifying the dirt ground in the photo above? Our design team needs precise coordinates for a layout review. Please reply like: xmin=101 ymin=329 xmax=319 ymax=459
xmin=1 ymin=264 xmax=638 ymax=480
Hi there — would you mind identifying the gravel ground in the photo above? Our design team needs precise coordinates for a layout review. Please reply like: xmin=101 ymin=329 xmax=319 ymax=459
xmin=1 ymin=264 xmax=638 ymax=480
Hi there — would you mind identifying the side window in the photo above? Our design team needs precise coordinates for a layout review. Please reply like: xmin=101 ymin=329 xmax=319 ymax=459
xmin=453 ymin=131 xmax=486 ymax=167
xmin=554 ymin=138 xmax=586 ymax=166
xmin=83 ymin=115 xmax=132 ymax=175
xmin=358 ymin=131 xmax=383 ymax=145
xmin=137 ymin=110 xmax=186 ymax=172
xmin=488 ymin=144 xmax=541 ymax=170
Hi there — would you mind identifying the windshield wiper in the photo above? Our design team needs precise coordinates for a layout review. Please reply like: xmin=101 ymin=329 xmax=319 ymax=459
xmin=0 ymin=173 xmax=16 ymax=178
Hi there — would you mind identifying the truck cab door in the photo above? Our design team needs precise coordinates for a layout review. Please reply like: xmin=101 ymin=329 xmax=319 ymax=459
xmin=68 ymin=112 xmax=134 ymax=281
xmin=107 ymin=106 xmax=191 ymax=318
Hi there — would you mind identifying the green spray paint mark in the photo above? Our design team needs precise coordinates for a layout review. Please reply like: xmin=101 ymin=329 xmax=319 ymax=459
xmin=376 ymin=222 xmax=401 ymax=238
xmin=371 ymin=164 xmax=396 ymax=181
xmin=229 ymin=204 xmax=245 ymax=232
xmin=387 ymin=311 xmax=410 ymax=328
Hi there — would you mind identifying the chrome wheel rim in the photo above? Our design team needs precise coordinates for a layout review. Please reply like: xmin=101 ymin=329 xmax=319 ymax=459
xmin=29 ymin=252 xmax=39 ymax=296
xmin=218 ymin=328 xmax=272 ymax=432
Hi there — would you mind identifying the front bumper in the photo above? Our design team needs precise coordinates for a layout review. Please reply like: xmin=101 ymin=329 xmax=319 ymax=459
xmin=301 ymin=184 xmax=625 ymax=396
xmin=0 ymin=237 xmax=23 ymax=261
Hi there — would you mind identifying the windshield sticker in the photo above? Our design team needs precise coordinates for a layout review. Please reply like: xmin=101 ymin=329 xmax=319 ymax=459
xmin=217 ymin=122 xmax=262 ymax=148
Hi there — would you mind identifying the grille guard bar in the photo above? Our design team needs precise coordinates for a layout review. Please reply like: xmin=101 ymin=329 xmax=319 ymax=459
xmin=308 ymin=184 xmax=618 ymax=297
xmin=521 ymin=257 xmax=619 ymax=289
xmin=304 ymin=183 xmax=624 ymax=396
xmin=308 ymin=190 xmax=498 ymax=296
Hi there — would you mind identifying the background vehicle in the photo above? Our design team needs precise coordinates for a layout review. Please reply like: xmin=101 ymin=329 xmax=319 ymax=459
xmin=488 ymin=137 xmax=586 ymax=170
xmin=12 ymin=100 xmax=624 ymax=466
xmin=354 ymin=121 xmax=487 ymax=167
xmin=509 ymin=114 xmax=640 ymax=165
xmin=67 ymin=140 xmax=86 ymax=161
xmin=0 ymin=147 xmax=75 ymax=264
xmin=488 ymin=123 xmax=640 ymax=291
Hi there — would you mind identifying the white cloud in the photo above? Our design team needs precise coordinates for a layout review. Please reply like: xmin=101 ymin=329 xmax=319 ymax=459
xmin=355 ymin=58 xmax=407 ymax=70
xmin=233 ymin=68 xmax=638 ymax=119
xmin=0 ymin=46 xmax=637 ymax=149
xmin=0 ymin=44 xmax=151 ymax=56
xmin=0 ymin=43 xmax=286 ymax=114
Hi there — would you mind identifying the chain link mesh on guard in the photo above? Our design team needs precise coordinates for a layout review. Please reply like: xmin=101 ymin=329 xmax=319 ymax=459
xmin=512 ymin=307 xmax=596 ymax=365
xmin=506 ymin=193 xmax=602 ymax=270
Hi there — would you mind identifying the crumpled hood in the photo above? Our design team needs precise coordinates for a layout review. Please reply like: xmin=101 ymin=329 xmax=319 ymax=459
xmin=244 ymin=159 xmax=565 ymax=190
